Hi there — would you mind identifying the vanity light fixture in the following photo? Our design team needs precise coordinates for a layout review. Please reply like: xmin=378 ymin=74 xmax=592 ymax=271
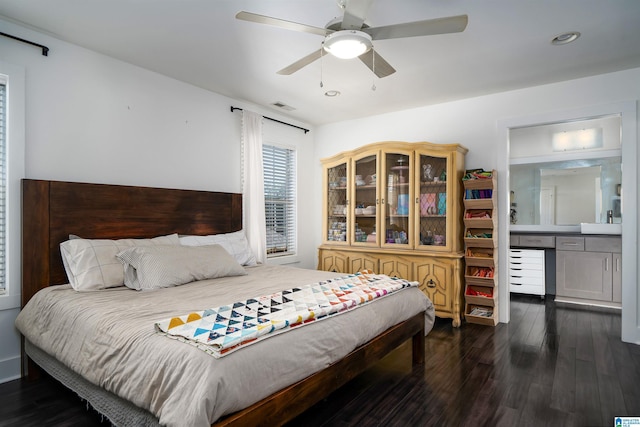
xmin=552 ymin=128 xmax=603 ymax=151
xmin=323 ymin=30 xmax=372 ymax=59
xmin=551 ymin=31 xmax=581 ymax=45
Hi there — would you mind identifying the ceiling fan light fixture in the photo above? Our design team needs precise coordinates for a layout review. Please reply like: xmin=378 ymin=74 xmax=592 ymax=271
xmin=323 ymin=30 xmax=372 ymax=59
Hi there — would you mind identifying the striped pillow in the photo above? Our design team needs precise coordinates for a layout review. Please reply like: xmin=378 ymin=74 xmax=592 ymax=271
xmin=117 ymin=244 xmax=247 ymax=290
xmin=60 ymin=234 xmax=181 ymax=291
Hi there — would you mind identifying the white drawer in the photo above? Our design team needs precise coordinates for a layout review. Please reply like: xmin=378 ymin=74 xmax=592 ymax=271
xmin=510 ymin=282 xmax=544 ymax=296
xmin=509 ymin=268 xmax=544 ymax=278
xmin=509 ymin=275 xmax=544 ymax=286
xmin=509 ymin=261 xmax=543 ymax=270
xmin=510 ymin=249 xmax=544 ymax=259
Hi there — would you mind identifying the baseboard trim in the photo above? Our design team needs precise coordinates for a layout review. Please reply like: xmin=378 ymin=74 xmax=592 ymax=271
xmin=0 ymin=355 xmax=21 ymax=384
xmin=554 ymin=296 xmax=622 ymax=313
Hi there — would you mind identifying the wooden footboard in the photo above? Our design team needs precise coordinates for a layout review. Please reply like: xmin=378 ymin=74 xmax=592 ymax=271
xmin=214 ymin=311 xmax=425 ymax=427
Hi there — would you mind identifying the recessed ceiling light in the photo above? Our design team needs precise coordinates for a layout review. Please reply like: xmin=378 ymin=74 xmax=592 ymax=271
xmin=551 ymin=31 xmax=581 ymax=45
xmin=325 ymin=90 xmax=341 ymax=97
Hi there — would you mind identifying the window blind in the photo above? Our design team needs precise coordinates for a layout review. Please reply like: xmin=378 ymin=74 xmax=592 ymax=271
xmin=262 ymin=144 xmax=296 ymax=257
xmin=0 ymin=82 xmax=6 ymax=291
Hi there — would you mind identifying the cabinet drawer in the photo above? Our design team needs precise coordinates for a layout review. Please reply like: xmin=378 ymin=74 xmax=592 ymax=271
xmin=585 ymin=236 xmax=621 ymax=253
xmin=510 ymin=282 xmax=544 ymax=295
xmin=556 ymin=236 xmax=585 ymax=251
xmin=509 ymin=262 xmax=544 ymax=271
xmin=510 ymin=263 xmax=543 ymax=272
xmin=509 ymin=259 xmax=544 ymax=269
xmin=509 ymin=275 xmax=544 ymax=286
xmin=509 ymin=268 xmax=544 ymax=278
xmin=516 ymin=235 xmax=555 ymax=248
xmin=509 ymin=262 xmax=543 ymax=271
xmin=510 ymin=249 xmax=544 ymax=261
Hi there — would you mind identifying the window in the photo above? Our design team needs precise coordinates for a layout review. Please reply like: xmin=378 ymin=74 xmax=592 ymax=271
xmin=0 ymin=78 xmax=6 ymax=294
xmin=262 ymin=144 xmax=296 ymax=257
xmin=0 ymin=62 xmax=25 ymax=308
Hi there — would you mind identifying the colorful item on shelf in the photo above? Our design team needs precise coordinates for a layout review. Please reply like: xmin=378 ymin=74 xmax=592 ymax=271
xmin=420 ymin=193 xmax=436 ymax=216
xmin=465 ymin=287 xmax=493 ymax=298
xmin=465 ymin=209 xmax=491 ymax=219
xmin=437 ymin=193 xmax=446 ymax=215
xmin=464 ymin=189 xmax=493 ymax=199
xmin=397 ymin=194 xmax=409 ymax=215
xmin=462 ymin=168 xmax=493 ymax=180
xmin=468 ymin=267 xmax=494 ymax=278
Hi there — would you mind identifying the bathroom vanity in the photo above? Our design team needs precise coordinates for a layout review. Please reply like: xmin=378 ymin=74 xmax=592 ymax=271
xmin=510 ymin=231 xmax=621 ymax=308
xmin=555 ymin=235 xmax=621 ymax=305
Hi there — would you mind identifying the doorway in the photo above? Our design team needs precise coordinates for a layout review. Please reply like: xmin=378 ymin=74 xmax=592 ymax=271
xmin=497 ymin=101 xmax=638 ymax=344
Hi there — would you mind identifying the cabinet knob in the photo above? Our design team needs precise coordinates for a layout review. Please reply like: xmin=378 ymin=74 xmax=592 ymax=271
xmin=427 ymin=279 xmax=436 ymax=288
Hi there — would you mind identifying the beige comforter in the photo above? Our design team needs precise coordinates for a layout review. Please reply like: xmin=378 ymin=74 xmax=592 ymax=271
xmin=15 ymin=264 xmax=434 ymax=426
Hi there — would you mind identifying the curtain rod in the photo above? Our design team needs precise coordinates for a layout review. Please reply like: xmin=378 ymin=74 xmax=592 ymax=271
xmin=0 ymin=31 xmax=49 ymax=56
xmin=230 ymin=106 xmax=309 ymax=134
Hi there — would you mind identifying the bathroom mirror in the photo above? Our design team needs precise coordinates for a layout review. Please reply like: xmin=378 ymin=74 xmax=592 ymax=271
xmin=510 ymin=158 xmax=621 ymax=226
xmin=509 ymin=114 xmax=622 ymax=228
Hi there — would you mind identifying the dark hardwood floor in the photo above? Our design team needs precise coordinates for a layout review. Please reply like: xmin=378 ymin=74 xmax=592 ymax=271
xmin=2 ymin=294 xmax=639 ymax=427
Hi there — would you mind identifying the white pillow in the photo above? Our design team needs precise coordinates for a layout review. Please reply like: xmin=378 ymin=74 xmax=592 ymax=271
xmin=60 ymin=234 xmax=180 ymax=291
xmin=179 ymin=230 xmax=257 ymax=266
xmin=117 ymin=244 xmax=247 ymax=291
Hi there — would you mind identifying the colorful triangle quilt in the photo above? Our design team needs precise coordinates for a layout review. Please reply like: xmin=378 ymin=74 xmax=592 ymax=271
xmin=155 ymin=272 xmax=416 ymax=358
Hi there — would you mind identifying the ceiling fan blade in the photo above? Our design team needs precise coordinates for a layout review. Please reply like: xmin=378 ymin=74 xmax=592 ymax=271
xmin=236 ymin=11 xmax=331 ymax=37
xmin=359 ymin=50 xmax=396 ymax=78
xmin=340 ymin=0 xmax=375 ymax=30
xmin=364 ymin=14 xmax=468 ymax=40
xmin=277 ymin=49 xmax=324 ymax=75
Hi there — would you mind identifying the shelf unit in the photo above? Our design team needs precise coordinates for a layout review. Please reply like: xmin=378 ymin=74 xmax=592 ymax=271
xmin=462 ymin=171 xmax=498 ymax=326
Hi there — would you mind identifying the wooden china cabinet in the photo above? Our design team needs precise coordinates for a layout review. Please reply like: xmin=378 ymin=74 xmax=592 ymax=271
xmin=318 ymin=141 xmax=468 ymax=326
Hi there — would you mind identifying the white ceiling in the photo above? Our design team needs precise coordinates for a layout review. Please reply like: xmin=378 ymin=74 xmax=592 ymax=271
xmin=1 ymin=0 xmax=640 ymax=126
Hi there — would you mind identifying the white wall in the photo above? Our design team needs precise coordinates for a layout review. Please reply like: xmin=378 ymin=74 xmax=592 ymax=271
xmin=313 ymin=67 xmax=640 ymax=342
xmin=0 ymin=18 xmax=314 ymax=383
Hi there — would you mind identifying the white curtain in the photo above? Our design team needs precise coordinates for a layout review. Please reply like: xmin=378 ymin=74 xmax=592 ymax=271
xmin=242 ymin=110 xmax=267 ymax=264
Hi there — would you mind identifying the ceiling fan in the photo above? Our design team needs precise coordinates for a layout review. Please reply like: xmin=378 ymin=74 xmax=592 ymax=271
xmin=236 ymin=0 xmax=468 ymax=78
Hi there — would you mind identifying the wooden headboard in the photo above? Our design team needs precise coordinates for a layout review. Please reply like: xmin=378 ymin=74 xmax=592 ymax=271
xmin=22 ymin=179 xmax=242 ymax=307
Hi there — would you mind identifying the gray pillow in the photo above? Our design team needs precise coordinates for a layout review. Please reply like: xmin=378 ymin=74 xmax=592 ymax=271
xmin=116 ymin=244 xmax=247 ymax=290
xmin=179 ymin=230 xmax=257 ymax=266
xmin=60 ymin=234 xmax=181 ymax=291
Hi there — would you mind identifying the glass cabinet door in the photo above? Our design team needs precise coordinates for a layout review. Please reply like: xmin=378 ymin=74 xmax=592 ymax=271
xmin=382 ymin=151 xmax=412 ymax=248
xmin=352 ymin=153 xmax=378 ymax=245
xmin=416 ymin=152 xmax=449 ymax=250
xmin=326 ymin=160 xmax=348 ymax=243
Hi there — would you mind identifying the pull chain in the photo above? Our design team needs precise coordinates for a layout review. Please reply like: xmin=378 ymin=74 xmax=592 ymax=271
xmin=320 ymin=44 xmax=324 ymax=88
xmin=371 ymin=48 xmax=376 ymax=91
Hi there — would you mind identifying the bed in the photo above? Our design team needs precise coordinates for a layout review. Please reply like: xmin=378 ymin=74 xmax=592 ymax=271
xmin=17 ymin=179 xmax=435 ymax=427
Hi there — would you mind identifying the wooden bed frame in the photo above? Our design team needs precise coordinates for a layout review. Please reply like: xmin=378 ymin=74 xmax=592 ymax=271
xmin=21 ymin=179 xmax=425 ymax=427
